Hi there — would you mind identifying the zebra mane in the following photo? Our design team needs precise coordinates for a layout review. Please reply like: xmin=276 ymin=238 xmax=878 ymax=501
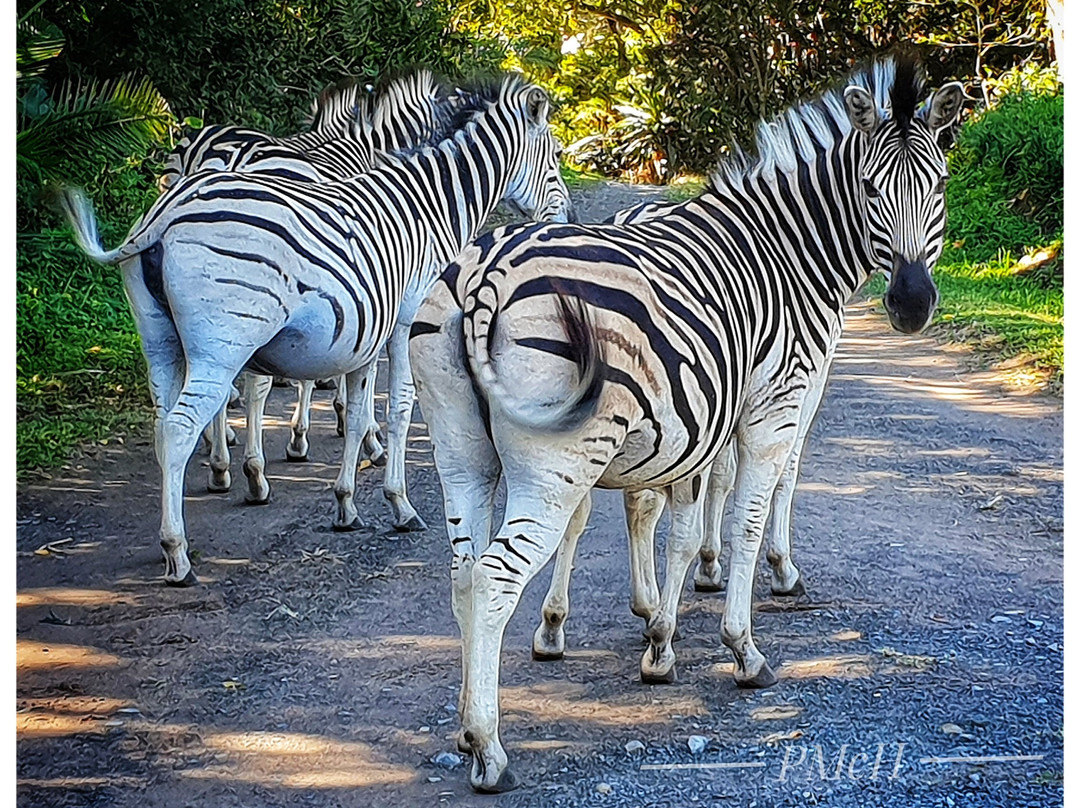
xmin=305 ymin=78 xmax=366 ymax=134
xmin=709 ymin=52 xmax=928 ymax=189
xmin=382 ymin=73 xmax=532 ymax=158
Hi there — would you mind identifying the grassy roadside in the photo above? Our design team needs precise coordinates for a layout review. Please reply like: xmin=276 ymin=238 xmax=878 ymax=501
xmin=864 ymin=244 xmax=1063 ymax=393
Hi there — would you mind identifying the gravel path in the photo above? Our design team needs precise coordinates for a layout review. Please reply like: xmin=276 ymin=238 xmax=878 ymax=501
xmin=16 ymin=182 xmax=1063 ymax=807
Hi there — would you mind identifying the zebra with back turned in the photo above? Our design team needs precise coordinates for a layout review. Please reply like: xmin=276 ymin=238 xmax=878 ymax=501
xmin=168 ymin=70 xmax=455 ymax=507
xmin=60 ymin=74 xmax=574 ymax=586
xmin=410 ymin=54 xmax=962 ymax=791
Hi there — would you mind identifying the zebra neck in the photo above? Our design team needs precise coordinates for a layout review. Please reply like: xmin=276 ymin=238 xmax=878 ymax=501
xmin=433 ymin=123 xmax=519 ymax=253
xmin=700 ymin=154 xmax=875 ymax=308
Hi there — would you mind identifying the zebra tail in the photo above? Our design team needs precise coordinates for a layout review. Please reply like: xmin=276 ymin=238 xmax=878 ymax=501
xmin=56 ymin=188 xmax=130 ymax=265
xmin=469 ymin=289 xmax=604 ymax=432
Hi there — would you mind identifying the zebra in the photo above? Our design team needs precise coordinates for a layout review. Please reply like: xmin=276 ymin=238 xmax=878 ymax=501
xmin=183 ymin=69 xmax=457 ymax=508
xmin=410 ymin=54 xmax=962 ymax=791
xmin=59 ymin=73 xmax=574 ymax=587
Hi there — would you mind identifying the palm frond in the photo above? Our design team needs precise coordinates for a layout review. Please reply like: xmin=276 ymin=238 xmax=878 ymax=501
xmin=18 ymin=75 xmax=176 ymax=181
xmin=16 ymin=16 xmax=64 ymax=81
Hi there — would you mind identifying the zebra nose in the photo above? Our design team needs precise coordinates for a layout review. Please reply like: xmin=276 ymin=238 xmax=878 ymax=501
xmin=884 ymin=256 xmax=938 ymax=334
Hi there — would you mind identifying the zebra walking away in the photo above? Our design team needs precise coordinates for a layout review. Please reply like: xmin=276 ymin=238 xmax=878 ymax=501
xmin=410 ymin=54 xmax=962 ymax=791
xmin=180 ymin=70 xmax=457 ymax=508
xmin=60 ymin=74 xmax=574 ymax=586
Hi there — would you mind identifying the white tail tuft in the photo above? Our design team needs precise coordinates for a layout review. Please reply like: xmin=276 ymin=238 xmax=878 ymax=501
xmin=57 ymin=188 xmax=129 ymax=265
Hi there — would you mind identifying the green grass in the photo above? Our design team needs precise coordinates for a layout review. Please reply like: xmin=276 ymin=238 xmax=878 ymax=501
xmin=864 ymin=243 xmax=1063 ymax=391
xmin=559 ymin=162 xmax=606 ymax=190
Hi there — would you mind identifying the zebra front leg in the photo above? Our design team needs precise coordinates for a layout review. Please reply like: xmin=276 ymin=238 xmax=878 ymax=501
xmin=206 ymin=405 xmax=232 ymax=492
xmin=333 ymin=372 xmax=347 ymax=438
xmin=382 ymin=321 xmax=425 ymax=531
xmin=332 ymin=365 xmax=377 ymax=531
xmin=640 ymin=476 xmax=707 ymax=684
xmin=721 ymin=421 xmax=800 ymax=688
xmin=285 ymin=380 xmax=314 ymax=462
xmin=240 ymin=373 xmax=274 ymax=505
xmin=765 ymin=354 xmax=832 ymax=596
xmin=694 ymin=444 xmax=736 ymax=592
xmin=531 ymin=492 xmax=593 ymax=661
xmin=356 ymin=367 xmax=386 ymax=465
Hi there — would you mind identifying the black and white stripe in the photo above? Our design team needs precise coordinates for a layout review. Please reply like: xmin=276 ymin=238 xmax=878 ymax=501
xmin=410 ymin=54 xmax=963 ymax=792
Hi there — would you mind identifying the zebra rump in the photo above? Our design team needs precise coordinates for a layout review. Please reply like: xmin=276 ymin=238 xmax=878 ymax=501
xmin=466 ymin=275 xmax=605 ymax=432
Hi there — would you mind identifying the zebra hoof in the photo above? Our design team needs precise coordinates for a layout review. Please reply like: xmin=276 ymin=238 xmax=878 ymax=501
xmin=243 ymin=494 xmax=271 ymax=506
xmin=474 ymin=767 xmax=519 ymax=794
xmin=736 ymin=662 xmax=778 ymax=690
xmin=165 ymin=569 xmax=199 ymax=588
xmin=284 ymin=451 xmax=309 ymax=463
xmin=641 ymin=666 xmax=677 ymax=685
xmin=332 ymin=517 xmax=364 ymax=533
xmin=694 ymin=579 xmax=725 ymax=593
xmin=772 ymin=578 xmax=806 ymax=598
xmin=457 ymin=734 xmax=471 ymax=754
xmin=207 ymin=481 xmax=231 ymax=494
xmin=395 ymin=515 xmax=427 ymax=533
xmin=531 ymin=648 xmax=564 ymax=662
xmin=370 ymin=451 xmax=387 ymax=468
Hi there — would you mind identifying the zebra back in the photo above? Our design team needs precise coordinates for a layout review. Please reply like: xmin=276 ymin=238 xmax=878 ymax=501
xmin=158 ymin=69 xmax=450 ymax=190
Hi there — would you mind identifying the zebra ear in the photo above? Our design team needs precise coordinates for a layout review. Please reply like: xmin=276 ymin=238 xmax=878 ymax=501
xmin=526 ymin=87 xmax=549 ymax=125
xmin=843 ymin=86 xmax=879 ymax=135
xmin=922 ymin=81 xmax=965 ymax=135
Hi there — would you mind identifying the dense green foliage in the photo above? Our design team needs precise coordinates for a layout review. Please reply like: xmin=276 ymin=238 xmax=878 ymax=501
xmin=945 ymin=67 xmax=1063 ymax=262
xmin=38 ymin=0 xmax=498 ymax=135
xmin=17 ymin=156 xmax=162 ymax=471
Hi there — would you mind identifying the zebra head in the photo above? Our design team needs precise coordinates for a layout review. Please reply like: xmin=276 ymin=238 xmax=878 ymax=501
xmin=500 ymin=82 xmax=576 ymax=223
xmin=844 ymin=61 xmax=964 ymax=334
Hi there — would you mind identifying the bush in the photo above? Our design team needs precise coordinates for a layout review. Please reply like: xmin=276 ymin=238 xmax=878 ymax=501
xmin=16 ymin=152 xmax=162 ymax=471
xmin=946 ymin=68 xmax=1063 ymax=263
xmin=40 ymin=0 xmax=499 ymax=135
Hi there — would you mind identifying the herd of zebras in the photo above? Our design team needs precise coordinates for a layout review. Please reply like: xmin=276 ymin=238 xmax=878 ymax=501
xmin=61 ymin=52 xmax=963 ymax=792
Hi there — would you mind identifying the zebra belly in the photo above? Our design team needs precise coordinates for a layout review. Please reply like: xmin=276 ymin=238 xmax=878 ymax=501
xmin=245 ymin=312 xmax=369 ymax=380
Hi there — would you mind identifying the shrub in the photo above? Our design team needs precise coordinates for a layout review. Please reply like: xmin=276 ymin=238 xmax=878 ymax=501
xmin=946 ymin=68 xmax=1063 ymax=264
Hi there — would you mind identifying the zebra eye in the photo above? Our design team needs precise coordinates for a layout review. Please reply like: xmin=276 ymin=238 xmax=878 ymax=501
xmin=862 ymin=179 xmax=881 ymax=199
xmin=934 ymin=174 xmax=948 ymax=194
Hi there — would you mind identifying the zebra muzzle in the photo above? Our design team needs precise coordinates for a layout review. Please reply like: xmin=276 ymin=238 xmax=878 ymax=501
xmin=883 ymin=256 xmax=938 ymax=334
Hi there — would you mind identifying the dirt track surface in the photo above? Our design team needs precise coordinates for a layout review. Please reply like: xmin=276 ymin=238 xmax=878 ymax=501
xmin=17 ymin=184 xmax=1063 ymax=807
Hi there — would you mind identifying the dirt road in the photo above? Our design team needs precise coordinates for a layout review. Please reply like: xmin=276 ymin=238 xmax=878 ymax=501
xmin=17 ymin=185 xmax=1063 ymax=807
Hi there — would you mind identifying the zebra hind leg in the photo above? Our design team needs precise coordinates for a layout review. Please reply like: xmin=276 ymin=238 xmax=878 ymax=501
xmin=694 ymin=443 xmax=736 ymax=592
xmin=332 ymin=364 xmax=378 ymax=531
xmin=158 ymin=365 xmax=238 ymax=586
xmin=531 ymin=492 xmax=593 ymax=661
xmin=285 ymin=379 xmax=314 ymax=462
xmin=465 ymin=486 xmax=597 ymax=792
xmin=640 ymin=476 xmax=707 ymax=684
xmin=382 ymin=320 xmax=426 ymax=531
xmin=625 ymin=488 xmax=664 ymax=624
